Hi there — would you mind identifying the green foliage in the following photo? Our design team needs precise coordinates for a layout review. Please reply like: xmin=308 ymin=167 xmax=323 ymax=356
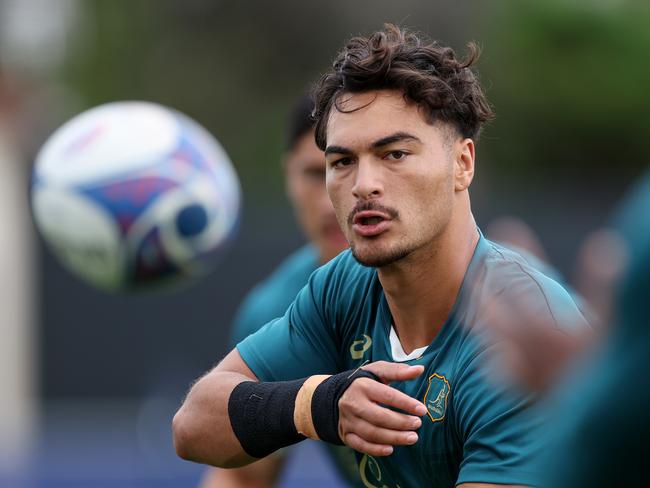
xmin=481 ymin=0 xmax=650 ymax=180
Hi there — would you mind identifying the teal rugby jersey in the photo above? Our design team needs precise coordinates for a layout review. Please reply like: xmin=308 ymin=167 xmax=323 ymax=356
xmin=229 ymin=244 xmax=363 ymax=487
xmin=230 ymin=245 xmax=318 ymax=347
xmin=238 ymin=234 xmax=590 ymax=487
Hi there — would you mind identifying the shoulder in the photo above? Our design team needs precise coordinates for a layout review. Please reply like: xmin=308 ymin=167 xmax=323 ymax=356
xmin=243 ymin=245 xmax=317 ymax=305
xmin=230 ymin=245 xmax=319 ymax=345
xmin=478 ymin=239 xmax=590 ymax=334
xmin=262 ymin=244 xmax=319 ymax=289
xmin=307 ymin=249 xmax=378 ymax=303
xmin=295 ymin=249 xmax=382 ymax=336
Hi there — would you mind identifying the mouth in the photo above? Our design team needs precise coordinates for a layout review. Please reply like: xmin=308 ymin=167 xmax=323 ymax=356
xmin=351 ymin=210 xmax=392 ymax=237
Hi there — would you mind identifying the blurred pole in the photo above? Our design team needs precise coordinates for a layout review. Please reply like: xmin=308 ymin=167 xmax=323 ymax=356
xmin=0 ymin=0 xmax=80 ymax=472
xmin=0 ymin=97 xmax=36 ymax=472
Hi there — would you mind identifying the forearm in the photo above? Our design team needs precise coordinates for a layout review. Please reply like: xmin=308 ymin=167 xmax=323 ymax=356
xmin=175 ymin=363 xmax=378 ymax=467
xmin=173 ymin=369 xmax=256 ymax=468
xmin=173 ymin=355 xmax=423 ymax=468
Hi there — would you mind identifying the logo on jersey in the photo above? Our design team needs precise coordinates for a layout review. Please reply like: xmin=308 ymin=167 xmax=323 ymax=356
xmin=350 ymin=334 xmax=372 ymax=360
xmin=423 ymin=373 xmax=450 ymax=422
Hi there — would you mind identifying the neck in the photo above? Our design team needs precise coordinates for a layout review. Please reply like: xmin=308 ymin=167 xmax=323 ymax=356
xmin=377 ymin=206 xmax=479 ymax=354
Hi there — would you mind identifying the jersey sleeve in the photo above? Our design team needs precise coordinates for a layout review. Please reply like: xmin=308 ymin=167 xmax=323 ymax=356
xmin=228 ymin=245 xmax=319 ymax=348
xmin=453 ymin=348 xmax=542 ymax=486
xmin=236 ymin=268 xmax=341 ymax=382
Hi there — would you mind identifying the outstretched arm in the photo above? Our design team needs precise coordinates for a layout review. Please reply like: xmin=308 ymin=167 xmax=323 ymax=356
xmin=173 ymin=348 xmax=259 ymax=468
xmin=173 ymin=353 xmax=427 ymax=468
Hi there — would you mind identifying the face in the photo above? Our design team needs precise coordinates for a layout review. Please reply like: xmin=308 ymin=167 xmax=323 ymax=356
xmin=285 ymin=129 xmax=349 ymax=263
xmin=324 ymin=90 xmax=474 ymax=267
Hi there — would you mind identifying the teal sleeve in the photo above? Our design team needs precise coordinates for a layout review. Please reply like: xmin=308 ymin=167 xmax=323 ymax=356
xmin=228 ymin=245 xmax=319 ymax=348
xmin=454 ymin=349 xmax=542 ymax=486
xmin=236 ymin=271 xmax=341 ymax=382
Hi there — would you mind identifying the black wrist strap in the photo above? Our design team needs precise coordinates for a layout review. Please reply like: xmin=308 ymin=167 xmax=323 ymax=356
xmin=228 ymin=369 xmax=380 ymax=458
xmin=228 ymin=378 xmax=306 ymax=459
xmin=311 ymin=369 xmax=381 ymax=444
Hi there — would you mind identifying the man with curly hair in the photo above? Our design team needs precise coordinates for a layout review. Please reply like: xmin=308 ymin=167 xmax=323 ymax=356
xmin=173 ymin=24 xmax=589 ymax=487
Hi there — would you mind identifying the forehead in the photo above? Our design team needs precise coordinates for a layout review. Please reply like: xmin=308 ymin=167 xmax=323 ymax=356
xmin=326 ymin=90 xmax=435 ymax=148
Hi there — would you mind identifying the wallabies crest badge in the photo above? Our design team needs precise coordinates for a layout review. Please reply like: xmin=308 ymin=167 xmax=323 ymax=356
xmin=423 ymin=373 xmax=450 ymax=422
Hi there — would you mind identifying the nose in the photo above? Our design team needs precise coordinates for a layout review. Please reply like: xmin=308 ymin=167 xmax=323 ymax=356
xmin=352 ymin=159 xmax=383 ymax=200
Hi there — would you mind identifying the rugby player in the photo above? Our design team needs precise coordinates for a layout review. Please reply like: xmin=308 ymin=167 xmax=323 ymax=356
xmin=174 ymin=24 xmax=589 ymax=487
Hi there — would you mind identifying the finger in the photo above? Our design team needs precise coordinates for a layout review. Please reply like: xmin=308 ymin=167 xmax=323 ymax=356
xmin=343 ymin=431 xmax=394 ymax=457
xmin=363 ymin=361 xmax=425 ymax=383
xmin=361 ymin=381 xmax=427 ymax=416
xmin=342 ymin=398 xmax=422 ymax=431
xmin=346 ymin=417 xmax=419 ymax=446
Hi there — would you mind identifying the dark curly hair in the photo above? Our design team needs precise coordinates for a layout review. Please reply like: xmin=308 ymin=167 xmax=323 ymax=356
xmin=312 ymin=24 xmax=493 ymax=150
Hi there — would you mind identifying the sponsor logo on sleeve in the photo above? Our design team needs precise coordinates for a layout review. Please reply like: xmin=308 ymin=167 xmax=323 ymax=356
xmin=350 ymin=334 xmax=372 ymax=360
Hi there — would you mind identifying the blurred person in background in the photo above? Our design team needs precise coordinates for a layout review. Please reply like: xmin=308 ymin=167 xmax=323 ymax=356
xmin=539 ymin=170 xmax=650 ymax=487
xmin=480 ymin=173 xmax=643 ymax=393
xmin=570 ymin=226 xmax=627 ymax=328
xmin=199 ymin=93 xmax=360 ymax=488
xmin=487 ymin=216 xmax=613 ymax=332
xmin=487 ymin=217 xmax=551 ymax=265
xmin=476 ymin=170 xmax=650 ymax=486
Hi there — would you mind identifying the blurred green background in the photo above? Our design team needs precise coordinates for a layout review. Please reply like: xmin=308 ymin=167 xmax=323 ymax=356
xmin=54 ymin=0 xmax=650 ymax=278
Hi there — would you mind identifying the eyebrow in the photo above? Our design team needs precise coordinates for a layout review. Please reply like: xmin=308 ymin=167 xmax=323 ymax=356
xmin=371 ymin=131 xmax=422 ymax=149
xmin=325 ymin=131 xmax=422 ymax=157
xmin=324 ymin=145 xmax=351 ymax=157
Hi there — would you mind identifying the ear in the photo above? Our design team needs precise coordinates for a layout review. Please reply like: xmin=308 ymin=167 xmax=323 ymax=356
xmin=454 ymin=138 xmax=475 ymax=192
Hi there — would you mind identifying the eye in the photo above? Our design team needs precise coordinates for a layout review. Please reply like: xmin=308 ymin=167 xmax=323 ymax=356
xmin=385 ymin=150 xmax=407 ymax=161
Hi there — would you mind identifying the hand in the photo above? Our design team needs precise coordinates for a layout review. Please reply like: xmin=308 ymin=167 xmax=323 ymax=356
xmin=480 ymin=283 xmax=593 ymax=393
xmin=337 ymin=361 xmax=427 ymax=457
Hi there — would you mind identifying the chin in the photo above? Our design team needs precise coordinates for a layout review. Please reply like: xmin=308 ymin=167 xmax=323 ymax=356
xmin=350 ymin=244 xmax=411 ymax=268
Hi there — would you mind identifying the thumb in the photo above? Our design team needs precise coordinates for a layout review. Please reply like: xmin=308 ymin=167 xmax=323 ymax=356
xmin=363 ymin=361 xmax=425 ymax=383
